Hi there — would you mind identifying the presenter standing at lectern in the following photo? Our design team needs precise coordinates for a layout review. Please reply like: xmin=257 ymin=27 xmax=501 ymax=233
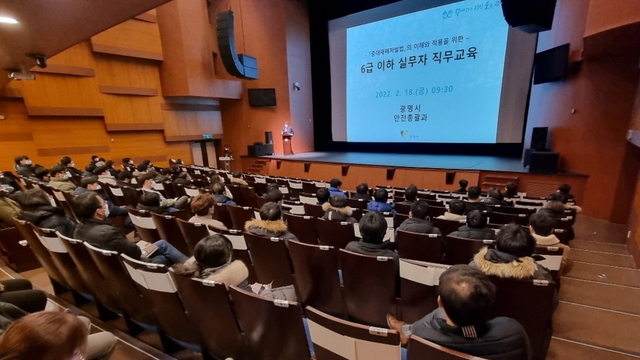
xmin=281 ymin=122 xmax=294 ymax=155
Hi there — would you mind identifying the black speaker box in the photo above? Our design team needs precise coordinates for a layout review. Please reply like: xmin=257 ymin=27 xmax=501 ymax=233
xmin=529 ymin=151 xmax=559 ymax=174
xmin=501 ymin=0 xmax=557 ymax=33
xmin=531 ymin=127 xmax=549 ymax=151
xmin=265 ymin=131 xmax=273 ymax=144
xmin=216 ymin=10 xmax=259 ymax=80
xmin=248 ymin=144 xmax=274 ymax=157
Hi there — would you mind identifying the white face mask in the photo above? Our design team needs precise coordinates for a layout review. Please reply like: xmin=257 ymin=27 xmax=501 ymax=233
xmin=49 ymin=196 xmax=56 ymax=207
xmin=69 ymin=162 xmax=75 ymax=168
xmin=96 ymin=161 xmax=105 ymax=167
xmin=150 ymin=181 xmax=156 ymax=189
xmin=25 ymin=160 xmax=32 ymax=165
xmin=94 ymin=185 xmax=102 ymax=191
xmin=103 ymin=204 xmax=110 ymax=218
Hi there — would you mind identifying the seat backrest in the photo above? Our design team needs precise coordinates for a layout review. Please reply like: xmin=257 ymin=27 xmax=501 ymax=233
xmin=488 ymin=212 xmax=530 ymax=226
xmin=121 ymin=186 xmax=142 ymax=207
xmin=176 ymin=218 xmax=209 ymax=254
xmin=427 ymin=206 xmax=447 ymax=219
xmin=394 ymin=213 xmax=409 ymax=229
xmin=103 ymin=184 xmax=125 ymax=206
xmin=170 ymin=274 xmax=245 ymax=360
xmin=212 ymin=203 xmax=234 ymax=229
xmin=299 ymin=192 xmax=317 ymax=205
xmin=58 ymin=233 xmax=121 ymax=311
xmin=227 ymin=185 xmax=245 ymax=205
xmin=399 ymin=259 xmax=450 ymax=323
xmin=82 ymin=242 xmax=157 ymax=325
xmin=120 ymin=254 xmax=199 ymax=344
xmin=172 ymin=183 xmax=187 ymax=197
xmin=407 ymin=336 xmax=486 ymax=360
xmin=553 ymin=228 xmax=569 ymax=244
xmin=316 ymin=218 xmax=355 ymax=249
xmin=306 ymin=306 xmax=401 ymax=360
xmin=395 ymin=203 xmax=411 ymax=215
xmin=162 ymin=181 xmax=178 ymax=199
xmin=396 ymin=230 xmax=444 ymax=263
xmin=346 ymin=198 xmax=368 ymax=210
xmin=0 ymin=227 xmax=39 ymax=272
xmin=534 ymin=245 xmax=564 ymax=282
xmin=238 ymin=186 xmax=259 ymax=208
xmin=303 ymin=203 xmax=325 ymax=218
xmin=444 ymin=236 xmax=494 ymax=265
xmin=489 ymin=276 xmax=555 ymax=360
xmin=433 ymin=218 xmax=467 ymax=237
xmin=31 ymin=225 xmax=91 ymax=295
xmin=283 ymin=213 xmax=318 ymax=245
xmin=51 ymin=189 xmax=77 ymax=221
xmin=554 ymin=217 xmax=573 ymax=230
xmin=151 ymin=213 xmax=191 ymax=256
xmin=126 ymin=207 xmax=161 ymax=243
xmin=339 ymin=249 xmax=397 ymax=327
xmin=288 ymin=240 xmax=343 ymax=314
xmin=283 ymin=200 xmax=305 ymax=215
xmin=13 ymin=220 xmax=67 ymax=288
xmin=227 ymin=204 xmax=256 ymax=230
xmin=243 ymin=232 xmax=295 ymax=287
xmin=229 ymin=285 xmax=310 ymax=360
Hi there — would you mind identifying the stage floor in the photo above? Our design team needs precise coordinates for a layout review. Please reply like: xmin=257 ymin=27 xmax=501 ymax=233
xmin=264 ymin=151 xmax=528 ymax=173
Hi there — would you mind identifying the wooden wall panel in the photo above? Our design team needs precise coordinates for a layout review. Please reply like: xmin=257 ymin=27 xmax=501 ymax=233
xmin=91 ymin=19 xmax=164 ymax=61
xmin=94 ymin=54 xmax=162 ymax=89
xmin=100 ymin=94 xmax=164 ymax=128
xmin=628 ymin=169 xmax=640 ymax=266
xmin=162 ymin=110 xmax=224 ymax=141
xmin=20 ymin=73 xmax=102 ymax=110
xmin=585 ymin=0 xmax=640 ymax=36
xmin=45 ymin=42 xmax=96 ymax=69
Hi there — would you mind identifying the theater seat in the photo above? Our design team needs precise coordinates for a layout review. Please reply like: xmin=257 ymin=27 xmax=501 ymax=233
xmin=316 ymin=218 xmax=355 ymax=249
xmin=0 ymin=227 xmax=40 ymax=272
xmin=433 ymin=218 xmax=467 ymax=237
xmin=227 ymin=204 xmax=256 ymax=230
xmin=396 ymin=230 xmax=444 ymax=263
xmin=284 ymin=213 xmax=318 ymax=244
xmin=243 ymin=232 xmax=295 ymax=288
xmin=399 ymin=259 xmax=450 ymax=324
xmin=444 ymin=236 xmax=495 ymax=265
xmin=175 ymin=218 xmax=209 ymax=254
xmin=303 ymin=203 xmax=325 ymax=218
xmin=229 ymin=285 xmax=311 ymax=360
xmin=126 ymin=207 xmax=161 ymax=243
xmin=151 ymin=213 xmax=191 ymax=257
xmin=306 ymin=306 xmax=402 ymax=360
xmin=407 ymin=336 xmax=487 ymax=360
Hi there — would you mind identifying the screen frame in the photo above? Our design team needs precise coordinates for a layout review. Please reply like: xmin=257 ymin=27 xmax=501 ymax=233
xmin=309 ymin=0 xmax=537 ymax=158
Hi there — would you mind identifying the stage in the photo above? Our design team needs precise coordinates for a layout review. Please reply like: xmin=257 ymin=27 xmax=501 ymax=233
xmin=264 ymin=151 xmax=527 ymax=173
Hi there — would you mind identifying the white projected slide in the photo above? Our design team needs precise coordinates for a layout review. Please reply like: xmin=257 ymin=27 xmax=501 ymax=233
xmin=344 ymin=0 xmax=509 ymax=143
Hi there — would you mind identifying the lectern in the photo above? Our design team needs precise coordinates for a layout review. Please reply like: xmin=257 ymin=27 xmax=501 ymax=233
xmin=282 ymin=134 xmax=293 ymax=155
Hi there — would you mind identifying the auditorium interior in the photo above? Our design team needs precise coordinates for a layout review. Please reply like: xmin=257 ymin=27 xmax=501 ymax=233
xmin=0 ymin=0 xmax=640 ymax=359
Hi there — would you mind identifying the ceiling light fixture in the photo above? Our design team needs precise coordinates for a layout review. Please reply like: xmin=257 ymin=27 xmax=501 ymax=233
xmin=0 ymin=17 xmax=18 ymax=24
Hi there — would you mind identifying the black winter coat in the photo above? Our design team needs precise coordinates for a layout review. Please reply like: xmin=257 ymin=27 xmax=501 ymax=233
xmin=396 ymin=217 xmax=441 ymax=235
xmin=449 ymin=225 xmax=495 ymax=240
xmin=74 ymin=218 xmax=142 ymax=260
xmin=19 ymin=206 xmax=76 ymax=238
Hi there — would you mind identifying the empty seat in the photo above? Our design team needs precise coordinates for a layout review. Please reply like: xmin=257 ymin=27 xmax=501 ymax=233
xmin=120 ymin=255 xmax=200 ymax=346
xmin=553 ymin=228 xmax=569 ymax=244
xmin=306 ymin=306 xmax=402 ymax=360
xmin=103 ymin=184 xmax=126 ymax=206
xmin=407 ymin=336 xmax=487 ymax=360
xmin=170 ymin=274 xmax=246 ymax=360
xmin=427 ymin=206 xmax=447 ymax=219
xmin=444 ymin=236 xmax=495 ymax=265
xmin=299 ymin=192 xmax=317 ymax=205
xmin=399 ymin=259 xmax=450 ymax=323
xmin=316 ymin=218 xmax=355 ymax=249
xmin=126 ymin=207 xmax=161 ymax=243
xmin=303 ymin=203 xmax=325 ymax=218
xmin=175 ymin=218 xmax=209 ymax=254
xmin=239 ymin=186 xmax=259 ymax=208
xmin=212 ymin=203 xmax=234 ymax=229
xmin=284 ymin=200 xmax=305 ymax=215
xmin=243 ymin=232 xmax=295 ymax=287
xmin=227 ymin=204 xmax=256 ymax=230
xmin=288 ymin=240 xmax=343 ymax=315
xmin=0 ymin=227 xmax=40 ymax=272
xmin=227 ymin=185 xmax=245 ymax=205
xmin=488 ymin=212 xmax=530 ymax=226
xmin=346 ymin=198 xmax=369 ymax=210
xmin=284 ymin=213 xmax=318 ymax=245
xmin=395 ymin=230 xmax=444 ymax=263
xmin=151 ymin=213 xmax=191 ymax=257
xmin=162 ymin=181 xmax=178 ymax=199
xmin=339 ymin=249 xmax=397 ymax=327
xmin=229 ymin=285 xmax=311 ymax=360
xmin=433 ymin=218 xmax=467 ymax=237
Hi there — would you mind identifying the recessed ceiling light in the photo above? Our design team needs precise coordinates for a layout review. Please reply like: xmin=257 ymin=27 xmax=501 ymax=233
xmin=0 ymin=17 xmax=18 ymax=24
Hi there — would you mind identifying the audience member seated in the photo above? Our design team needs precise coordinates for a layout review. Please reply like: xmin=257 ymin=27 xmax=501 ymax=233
xmin=545 ymin=193 xmax=582 ymax=213
xmin=173 ymin=172 xmax=193 ymax=186
xmin=122 ymin=157 xmax=135 ymax=172
xmin=174 ymin=234 xmax=296 ymax=300
xmin=0 ymin=189 xmax=21 ymax=228
xmin=470 ymin=224 xmax=552 ymax=281
xmin=483 ymin=187 xmax=513 ymax=207
xmin=33 ymin=166 xmax=51 ymax=185
xmin=17 ymin=188 xmax=76 ymax=237
xmin=139 ymin=173 xmax=189 ymax=211
xmin=245 ymin=202 xmax=297 ymax=241
xmin=316 ymin=188 xmax=330 ymax=205
xmin=397 ymin=200 xmax=441 ymax=235
xmin=367 ymin=188 xmax=394 ymax=213
xmin=396 ymin=184 xmax=418 ymax=205
xmin=0 ymin=311 xmax=117 ymax=360
xmin=437 ymin=200 xmax=467 ymax=221
xmin=76 ymin=176 xmax=133 ymax=233
xmin=189 ymin=194 xmax=228 ymax=230
xmin=265 ymin=189 xmax=292 ymax=212
xmin=453 ymin=179 xmax=468 ymax=194
xmin=48 ymin=165 xmax=76 ymax=192
xmin=0 ymin=279 xmax=47 ymax=314
xmin=104 ymin=160 xmax=119 ymax=177
xmin=328 ymin=178 xmax=346 ymax=198
xmin=529 ymin=210 xmax=570 ymax=273
xmin=74 ymin=192 xmax=187 ymax=266
xmin=552 ymin=184 xmax=575 ymax=203
xmin=14 ymin=155 xmax=32 ymax=178
xmin=346 ymin=212 xmax=398 ymax=267
xmin=211 ymin=182 xmax=236 ymax=206
xmin=116 ymin=171 xmax=134 ymax=187
xmin=449 ymin=210 xmax=495 ymax=240
xmin=322 ymin=195 xmax=357 ymax=223
xmin=82 ymin=163 xmax=96 ymax=178
xmin=89 ymin=155 xmax=101 ymax=166
xmin=229 ymin=171 xmax=248 ymax=186
xmin=132 ymin=163 xmax=148 ymax=177
xmin=386 ymin=265 xmax=531 ymax=360
xmin=463 ymin=186 xmax=491 ymax=215
xmin=59 ymin=156 xmax=82 ymax=177
xmin=137 ymin=192 xmax=172 ymax=216
xmin=504 ymin=182 xmax=518 ymax=198
xmin=93 ymin=166 xmax=116 ymax=186
xmin=210 ymin=174 xmax=234 ymax=199
xmin=352 ymin=182 xmax=372 ymax=201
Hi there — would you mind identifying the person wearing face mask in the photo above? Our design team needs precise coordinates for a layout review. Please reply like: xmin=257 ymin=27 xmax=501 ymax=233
xmin=49 ymin=165 xmax=77 ymax=192
xmin=14 ymin=155 xmax=33 ymax=178
xmin=60 ymin=156 xmax=82 ymax=177
xmin=138 ymin=173 xmax=189 ymax=211
xmin=16 ymin=188 xmax=77 ymax=237
xmin=75 ymin=176 xmax=134 ymax=234
xmin=93 ymin=166 xmax=117 ymax=186
xmin=73 ymin=192 xmax=187 ymax=266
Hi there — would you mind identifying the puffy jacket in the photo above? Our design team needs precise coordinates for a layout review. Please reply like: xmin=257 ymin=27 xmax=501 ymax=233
xmin=449 ymin=226 xmax=495 ymax=240
xmin=213 ymin=194 xmax=236 ymax=206
xmin=49 ymin=178 xmax=76 ymax=192
xmin=244 ymin=219 xmax=297 ymax=241
xmin=74 ymin=218 xmax=142 ymax=260
xmin=366 ymin=201 xmax=394 ymax=213
xmin=19 ymin=206 xmax=76 ymax=238
xmin=397 ymin=217 xmax=441 ymax=235
xmin=322 ymin=203 xmax=357 ymax=223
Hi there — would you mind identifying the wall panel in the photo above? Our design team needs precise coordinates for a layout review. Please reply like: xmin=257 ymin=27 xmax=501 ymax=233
xmin=90 ymin=19 xmax=164 ymax=61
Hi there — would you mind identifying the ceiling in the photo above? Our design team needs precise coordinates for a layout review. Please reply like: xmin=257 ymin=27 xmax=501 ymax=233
xmin=0 ymin=0 xmax=172 ymax=88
